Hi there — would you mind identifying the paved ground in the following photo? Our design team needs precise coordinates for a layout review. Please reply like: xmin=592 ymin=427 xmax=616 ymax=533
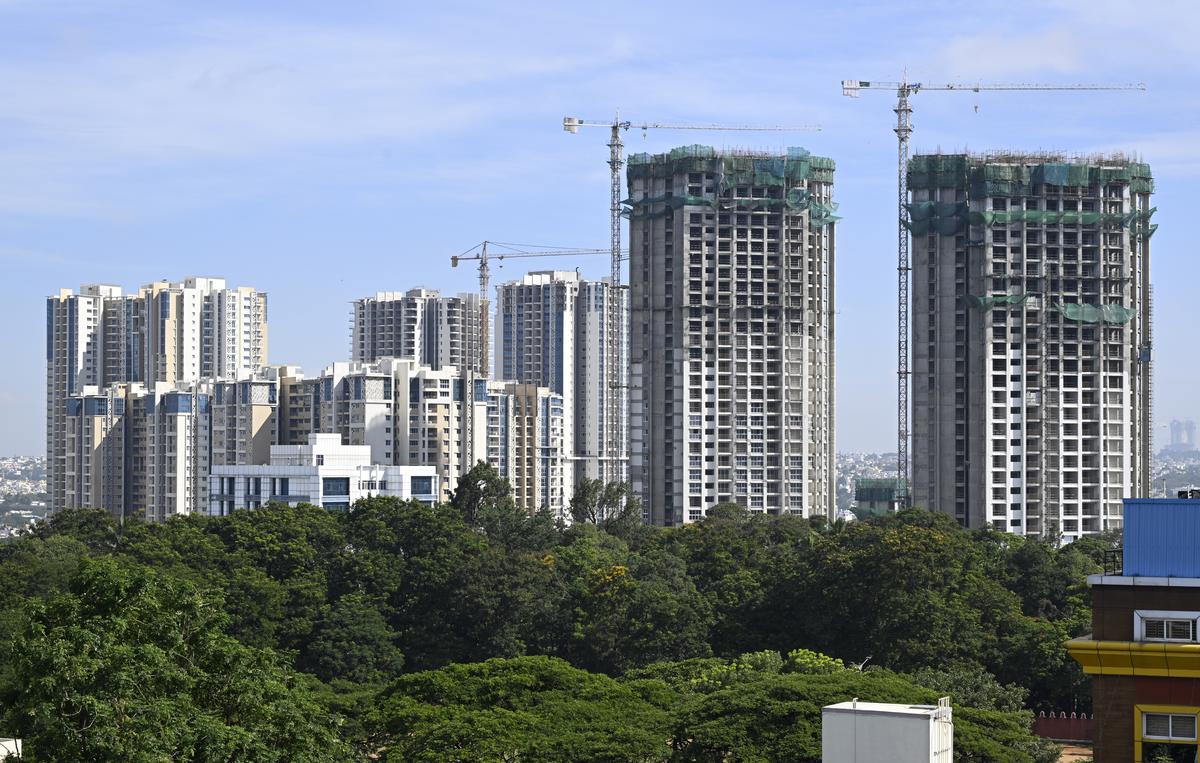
xmin=1059 ymin=744 xmax=1093 ymax=762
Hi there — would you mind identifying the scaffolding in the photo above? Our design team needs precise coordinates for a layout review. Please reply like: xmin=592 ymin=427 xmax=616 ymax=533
xmin=624 ymin=146 xmax=840 ymax=229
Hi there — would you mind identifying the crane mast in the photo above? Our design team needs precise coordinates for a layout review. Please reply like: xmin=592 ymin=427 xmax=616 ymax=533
xmin=843 ymin=77 xmax=1146 ymax=511
xmin=451 ymin=241 xmax=620 ymax=371
xmin=894 ymin=86 xmax=913 ymax=512
xmin=563 ymin=115 xmax=820 ymax=485
xmin=607 ymin=125 xmax=623 ymax=288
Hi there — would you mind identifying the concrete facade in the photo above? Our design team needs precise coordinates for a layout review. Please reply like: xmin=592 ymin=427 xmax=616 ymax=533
xmin=627 ymin=146 xmax=837 ymax=526
xmin=496 ymin=271 xmax=629 ymax=489
xmin=352 ymin=289 xmax=485 ymax=375
xmin=47 ymin=277 xmax=267 ymax=515
xmin=909 ymin=154 xmax=1154 ymax=540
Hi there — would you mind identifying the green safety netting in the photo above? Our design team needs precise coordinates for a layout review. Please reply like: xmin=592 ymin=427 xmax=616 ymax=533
xmin=964 ymin=295 xmax=1135 ymax=324
xmin=623 ymin=194 xmax=841 ymax=229
xmin=1054 ymin=302 xmax=1136 ymax=324
xmin=624 ymin=146 xmax=840 ymax=229
xmin=627 ymin=145 xmax=836 ymax=187
xmin=907 ymin=156 xmax=1154 ymax=197
xmin=971 ymin=208 xmax=1156 ymax=228
xmin=903 ymin=201 xmax=969 ymax=235
xmin=907 ymin=154 xmax=969 ymax=189
xmin=902 ymin=202 xmax=1155 ymax=235
xmin=966 ymin=294 xmax=1030 ymax=310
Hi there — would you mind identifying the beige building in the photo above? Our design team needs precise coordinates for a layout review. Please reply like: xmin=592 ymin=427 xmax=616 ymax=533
xmin=352 ymin=289 xmax=485 ymax=375
xmin=46 ymin=284 xmax=126 ymax=510
xmin=48 ymin=276 xmax=267 ymax=517
xmin=211 ymin=374 xmax=281 ymax=467
xmin=141 ymin=277 xmax=268 ymax=386
xmin=495 ymin=271 xmax=629 ymax=488
xmin=62 ymin=383 xmax=133 ymax=519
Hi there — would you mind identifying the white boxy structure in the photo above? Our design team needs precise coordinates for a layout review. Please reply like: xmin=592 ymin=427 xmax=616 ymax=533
xmin=822 ymin=698 xmax=952 ymax=763
xmin=208 ymin=433 xmax=440 ymax=515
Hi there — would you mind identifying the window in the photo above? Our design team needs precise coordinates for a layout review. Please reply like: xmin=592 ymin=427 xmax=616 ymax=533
xmin=1136 ymin=611 xmax=1200 ymax=643
xmin=322 ymin=477 xmax=350 ymax=496
xmin=1144 ymin=712 xmax=1197 ymax=741
xmin=1145 ymin=619 xmax=1195 ymax=642
xmin=411 ymin=475 xmax=435 ymax=496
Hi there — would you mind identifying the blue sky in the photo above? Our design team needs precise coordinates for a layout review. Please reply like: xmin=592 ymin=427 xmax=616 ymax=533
xmin=2 ymin=0 xmax=1197 ymax=456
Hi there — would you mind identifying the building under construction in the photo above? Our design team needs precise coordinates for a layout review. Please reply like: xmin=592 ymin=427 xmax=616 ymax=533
xmin=909 ymin=153 xmax=1154 ymax=541
xmin=627 ymin=145 xmax=837 ymax=526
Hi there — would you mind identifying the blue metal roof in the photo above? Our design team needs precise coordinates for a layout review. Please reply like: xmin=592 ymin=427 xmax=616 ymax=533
xmin=1124 ymin=498 xmax=1200 ymax=577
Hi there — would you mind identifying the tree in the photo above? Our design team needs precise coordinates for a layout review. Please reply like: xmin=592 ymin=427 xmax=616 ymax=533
xmin=450 ymin=463 xmax=558 ymax=552
xmin=570 ymin=479 xmax=642 ymax=533
xmin=550 ymin=527 xmax=713 ymax=674
xmin=905 ymin=663 xmax=1028 ymax=713
xmin=0 ymin=557 xmax=348 ymax=762
xmin=26 ymin=507 xmax=124 ymax=552
xmin=331 ymin=496 xmax=488 ymax=670
xmin=366 ymin=656 xmax=674 ymax=763
xmin=299 ymin=593 xmax=404 ymax=685
xmin=664 ymin=506 xmax=811 ymax=656
xmin=211 ymin=503 xmax=344 ymax=653
xmin=672 ymin=668 xmax=1058 ymax=763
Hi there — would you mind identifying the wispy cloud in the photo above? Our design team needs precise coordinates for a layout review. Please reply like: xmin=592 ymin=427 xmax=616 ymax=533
xmin=935 ymin=27 xmax=1085 ymax=80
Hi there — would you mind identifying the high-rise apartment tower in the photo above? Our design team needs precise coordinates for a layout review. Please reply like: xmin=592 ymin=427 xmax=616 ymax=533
xmin=627 ymin=146 xmax=838 ymax=525
xmin=495 ymin=271 xmax=629 ymax=487
xmin=908 ymin=153 xmax=1154 ymax=541
xmin=47 ymin=277 xmax=267 ymax=515
xmin=352 ymin=289 xmax=485 ymax=375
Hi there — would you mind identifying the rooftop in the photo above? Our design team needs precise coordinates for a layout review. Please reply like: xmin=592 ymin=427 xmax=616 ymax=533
xmin=823 ymin=700 xmax=950 ymax=719
xmin=1120 ymin=498 xmax=1200 ymax=578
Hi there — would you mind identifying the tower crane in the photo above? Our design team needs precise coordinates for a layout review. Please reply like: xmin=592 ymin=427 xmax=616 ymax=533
xmin=562 ymin=116 xmax=821 ymax=288
xmin=450 ymin=240 xmax=626 ymax=373
xmin=563 ymin=117 xmax=821 ymax=486
xmin=842 ymin=77 xmax=1147 ymax=509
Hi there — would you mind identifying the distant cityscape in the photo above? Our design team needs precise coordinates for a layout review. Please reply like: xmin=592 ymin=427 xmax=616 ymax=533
xmin=18 ymin=434 xmax=1200 ymax=529
xmin=35 ymin=148 xmax=1164 ymax=546
xmin=0 ymin=455 xmax=48 ymax=535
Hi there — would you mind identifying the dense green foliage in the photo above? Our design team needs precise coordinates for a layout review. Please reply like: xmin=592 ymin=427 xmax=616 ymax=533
xmin=0 ymin=464 xmax=1101 ymax=760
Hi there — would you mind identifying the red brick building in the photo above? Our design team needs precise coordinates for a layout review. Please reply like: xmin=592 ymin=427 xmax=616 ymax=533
xmin=1068 ymin=498 xmax=1200 ymax=761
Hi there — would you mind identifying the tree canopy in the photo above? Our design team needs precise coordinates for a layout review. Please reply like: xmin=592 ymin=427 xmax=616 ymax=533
xmin=0 ymin=472 xmax=1097 ymax=759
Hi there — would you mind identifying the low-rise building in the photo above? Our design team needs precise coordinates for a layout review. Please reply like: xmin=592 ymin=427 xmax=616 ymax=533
xmin=208 ymin=433 xmax=440 ymax=515
xmin=1067 ymin=494 xmax=1200 ymax=761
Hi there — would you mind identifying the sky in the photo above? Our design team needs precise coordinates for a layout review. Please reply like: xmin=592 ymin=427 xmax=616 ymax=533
xmin=2 ymin=0 xmax=1198 ymax=456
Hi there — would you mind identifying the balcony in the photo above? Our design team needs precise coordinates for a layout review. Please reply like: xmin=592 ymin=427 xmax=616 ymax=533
xmin=1103 ymin=547 xmax=1123 ymax=576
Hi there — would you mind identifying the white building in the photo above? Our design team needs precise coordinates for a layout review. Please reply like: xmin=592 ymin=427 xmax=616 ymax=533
xmin=822 ymin=699 xmax=953 ymax=763
xmin=352 ymin=289 xmax=485 ymax=375
xmin=301 ymin=357 xmax=569 ymax=517
xmin=495 ymin=271 xmax=628 ymax=487
xmin=140 ymin=383 xmax=212 ymax=523
xmin=209 ymin=433 xmax=440 ymax=515
xmin=47 ymin=276 xmax=268 ymax=514
xmin=576 ymin=279 xmax=629 ymax=486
